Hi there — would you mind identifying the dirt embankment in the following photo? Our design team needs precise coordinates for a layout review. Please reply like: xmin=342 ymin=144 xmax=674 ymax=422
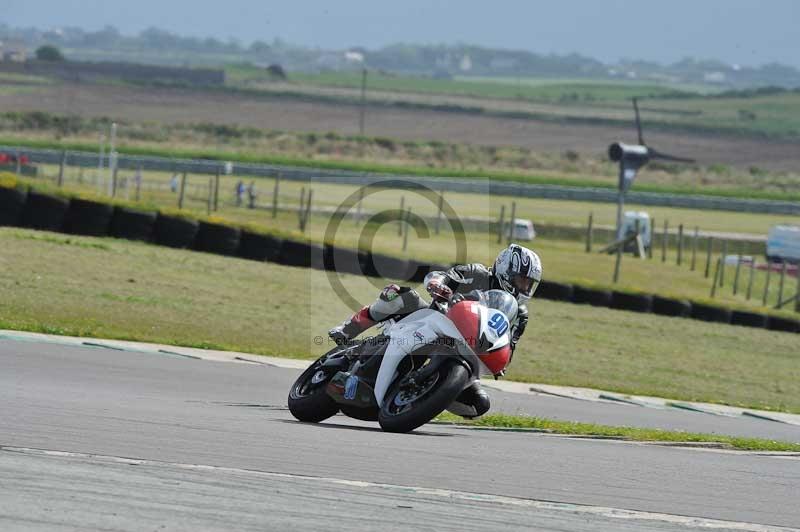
xmin=1 ymin=82 xmax=798 ymax=172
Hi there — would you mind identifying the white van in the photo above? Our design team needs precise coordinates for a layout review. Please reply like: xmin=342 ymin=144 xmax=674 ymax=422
xmin=767 ymin=225 xmax=800 ymax=263
xmin=511 ymin=219 xmax=536 ymax=241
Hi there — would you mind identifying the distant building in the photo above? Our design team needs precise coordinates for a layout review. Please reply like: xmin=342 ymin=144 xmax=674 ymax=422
xmin=344 ymin=51 xmax=364 ymax=64
xmin=704 ymin=71 xmax=727 ymax=83
xmin=0 ymin=42 xmax=27 ymax=63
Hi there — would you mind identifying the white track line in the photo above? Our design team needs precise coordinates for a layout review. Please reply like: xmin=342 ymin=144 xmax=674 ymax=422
xmin=1 ymin=446 xmax=796 ymax=532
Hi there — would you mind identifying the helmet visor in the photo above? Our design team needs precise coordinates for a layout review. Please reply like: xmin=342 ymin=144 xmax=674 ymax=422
xmin=512 ymin=274 xmax=539 ymax=298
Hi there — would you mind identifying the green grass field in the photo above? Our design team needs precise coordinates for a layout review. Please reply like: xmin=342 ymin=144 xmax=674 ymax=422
xmin=1 ymin=227 xmax=797 ymax=413
xmin=14 ymin=169 xmax=800 ymax=318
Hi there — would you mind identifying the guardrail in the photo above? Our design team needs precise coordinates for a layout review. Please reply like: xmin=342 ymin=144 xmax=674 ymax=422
xmin=5 ymin=145 xmax=800 ymax=216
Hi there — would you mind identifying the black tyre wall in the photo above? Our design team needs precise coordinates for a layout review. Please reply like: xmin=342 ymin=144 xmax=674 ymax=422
xmin=536 ymin=281 xmax=574 ymax=302
xmin=610 ymin=291 xmax=653 ymax=313
xmin=326 ymin=245 xmax=366 ymax=276
xmin=238 ymin=231 xmax=283 ymax=262
xmin=362 ymin=252 xmax=411 ymax=281
xmin=20 ymin=192 xmax=69 ymax=232
xmin=194 ymin=222 xmax=241 ymax=256
xmin=652 ymin=296 xmax=692 ymax=317
xmin=110 ymin=207 xmax=157 ymax=241
xmin=572 ymin=286 xmax=612 ymax=307
xmin=153 ymin=214 xmax=199 ymax=249
xmin=690 ymin=303 xmax=732 ymax=324
xmin=0 ymin=186 xmax=27 ymax=226
xmin=730 ymin=310 xmax=768 ymax=329
xmin=65 ymin=198 xmax=114 ymax=236
xmin=278 ymin=239 xmax=313 ymax=267
xmin=766 ymin=316 xmax=800 ymax=333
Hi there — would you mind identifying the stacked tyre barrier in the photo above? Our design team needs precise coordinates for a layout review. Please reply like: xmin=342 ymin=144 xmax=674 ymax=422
xmin=534 ymin=280 xmax=799 ymax=335
xmin=1 ymin=183 xmax=799 ymax=335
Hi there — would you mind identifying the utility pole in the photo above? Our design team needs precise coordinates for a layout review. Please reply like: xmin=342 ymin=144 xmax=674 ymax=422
xmin=358 ymin=68 xmax=368 ymax=136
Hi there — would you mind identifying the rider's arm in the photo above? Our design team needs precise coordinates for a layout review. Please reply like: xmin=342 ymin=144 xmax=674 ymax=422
xmin=511 ymin=304 xmax=529 ymax=352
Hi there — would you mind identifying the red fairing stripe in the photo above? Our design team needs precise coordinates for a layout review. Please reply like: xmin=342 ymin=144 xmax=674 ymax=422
xmin=479 ymin=345 xmax=511 ymax=376
xmin=446 ymin=301 xmax=480 ymax=350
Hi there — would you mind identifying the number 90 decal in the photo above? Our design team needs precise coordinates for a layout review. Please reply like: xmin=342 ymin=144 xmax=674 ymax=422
xmin=488 ymin=312 xmax=509 ymax=336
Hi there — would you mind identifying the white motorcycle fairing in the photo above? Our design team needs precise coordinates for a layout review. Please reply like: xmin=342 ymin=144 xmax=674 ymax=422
xmin=373 ymin=308 xmax=468 ymax=407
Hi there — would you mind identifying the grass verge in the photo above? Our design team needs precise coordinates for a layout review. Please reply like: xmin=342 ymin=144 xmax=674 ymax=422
xmin=435 ymin=412 xmax=800 ymax=452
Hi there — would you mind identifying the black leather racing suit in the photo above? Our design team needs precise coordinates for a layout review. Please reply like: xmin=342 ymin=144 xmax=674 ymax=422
xmin=434 ymin=263 xmax=529 ymax=350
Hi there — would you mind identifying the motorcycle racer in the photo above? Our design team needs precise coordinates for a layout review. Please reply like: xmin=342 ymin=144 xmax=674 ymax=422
xmin=327 ymin=243 xmax=542 ymax=418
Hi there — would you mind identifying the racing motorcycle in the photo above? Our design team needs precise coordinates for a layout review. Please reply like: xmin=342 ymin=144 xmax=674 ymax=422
xmin=288 ymin=289 xmax=517 ymax=433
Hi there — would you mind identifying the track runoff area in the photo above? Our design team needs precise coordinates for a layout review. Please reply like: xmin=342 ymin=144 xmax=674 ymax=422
xmin=2 ymin=334 xmax=798 ymax=531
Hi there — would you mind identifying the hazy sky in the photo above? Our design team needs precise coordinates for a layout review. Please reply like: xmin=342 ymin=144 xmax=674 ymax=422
xmin=2 ymin=0 xmax=798 ymax=67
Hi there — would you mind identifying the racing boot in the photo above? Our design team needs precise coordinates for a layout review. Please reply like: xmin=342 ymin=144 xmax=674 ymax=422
xmin=447 ymin=381 xmax=491 ymax=419
xmin=328 ymin=306 xmax=375 ymax=346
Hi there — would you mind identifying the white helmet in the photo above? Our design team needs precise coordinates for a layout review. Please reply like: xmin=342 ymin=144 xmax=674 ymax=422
xmin=493 ymin=244 xmax=542 ymax=304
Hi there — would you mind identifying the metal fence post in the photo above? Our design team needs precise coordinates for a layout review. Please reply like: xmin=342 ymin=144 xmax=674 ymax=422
xmin=719 ymin=240 xmax=727 ymax=287
xmin=690 ymin=226 xmax=699 ymax=271
xmin=710 ymin=257 xmax=721 ymax=298
xmin=355 ymin=186 xmax=364 ymax=226
xmin=585 ymin=212 xmax=593 ymax=253
xmin=435 ymin=191 xmax=444 ymax=235
xmin=508 ymin=201 xmax=516 ymax=244
xmin=763 ymin=264 xmax=772 ymax=306
xmin=496 ymin=205 xmax=505 ymax=244
xmin=298 ymin=187 xmax=306 ymax=230
xmin=704 ymin=237 xmax=713 ymax=278
xmin=733 ymin=255 xmax=742 ymax=295
xmin=57 ymin=150 xmax=67 ymax=187
xmin=677 ymin=224 xmax=684 ymax=266
xmin=178 ymin=172 xmax=187 ymax=209
xmin=402 ymin=207 xmax=411 ymax=252
xmin=777 ymin=261 xmax=787 ymax=306
xmin=135 ymin=167 xmax=142 ymax=202
xmin=272 ymin=173 xmax=280 ymax=218
xmin=661 ymin=219 xmax=668 ymax=262
xmin=214 ymin=170 xmax=220 ymax=212
xmin=746 ymin=259 xmax=756 ymax=301
xmin=398 ymin=196 xmax=405 ymax=236
xmin=648 ymin=217 xmax=654 ymax=259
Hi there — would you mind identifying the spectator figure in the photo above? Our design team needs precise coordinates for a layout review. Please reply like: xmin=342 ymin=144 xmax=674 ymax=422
xmin=235 ymin=180 xmax=245 ymax=207
xmin=247 ymin=181 xmax=257 ymax=209
xmin=170 ymin=174 xmax=179 ymax=193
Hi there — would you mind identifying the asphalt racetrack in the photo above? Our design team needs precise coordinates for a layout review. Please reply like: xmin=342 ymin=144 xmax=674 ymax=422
xmin=2 ymin=339 xmax=799 ymax=531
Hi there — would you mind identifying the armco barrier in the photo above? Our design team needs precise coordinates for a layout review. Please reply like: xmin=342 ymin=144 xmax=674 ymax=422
xmin=0 ymin=182 xmax=797 ymax=335
xmin=8 ymin=145 xmax=800 ymax=216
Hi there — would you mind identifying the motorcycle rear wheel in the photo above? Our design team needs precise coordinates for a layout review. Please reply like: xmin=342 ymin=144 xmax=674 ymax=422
xmin=288 ymin=354 xmax=341 ymax=423
xmin=378 ymin=361 xmax=469 ymax=433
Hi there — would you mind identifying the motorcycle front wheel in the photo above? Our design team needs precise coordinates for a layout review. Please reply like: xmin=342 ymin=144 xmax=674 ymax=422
xmin=287 ymin=352 xmax=342 ymax=423
xmin=378 ymin=360 xmax=469 ymax=433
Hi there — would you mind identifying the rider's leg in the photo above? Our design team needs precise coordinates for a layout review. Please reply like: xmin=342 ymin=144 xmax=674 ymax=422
xmin=328 ymin=284 xmax=427 ymax=343
xmin=447 ymin=381 xmax=490 ymax=419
